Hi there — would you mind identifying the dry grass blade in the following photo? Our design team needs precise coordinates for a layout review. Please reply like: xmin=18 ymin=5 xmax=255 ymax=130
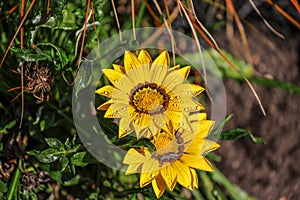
xmin=0 ymin=2 xmax=20 ymax=21
xmin=290 ymin=0 xmax=300 ymax=12
xmin=178 ymin=0 xmax=266 ymax=116
xmin=131 ymin=0 xmax=136 ymax=41
xmin=91 ymin=2 xmax=100 ymax=45
xmin=266 ymin=0 xmax=300 ymax=29
xmin=0 ymin=0 xmax=36 ymax=68
xmin=144 ymin=1 xmax=162 ymax=26
xmin=153 ymin=0 xmax=176 ymax=64
xmin=77 ymin=0 xmax=91 ymax=69
xmin=111 ymin=0 xmax=123 ymax=42
xmin=248 ymin=0 xmax=285 ymax=39
xmin=225 ymin=0 xmax=253 ymax=66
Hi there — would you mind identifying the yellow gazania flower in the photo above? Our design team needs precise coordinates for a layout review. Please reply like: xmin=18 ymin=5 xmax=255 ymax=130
xmin=123 ymin=113 xmax=220 ymax=198
xmin=96 ymin=50 xmax=204 ymax=139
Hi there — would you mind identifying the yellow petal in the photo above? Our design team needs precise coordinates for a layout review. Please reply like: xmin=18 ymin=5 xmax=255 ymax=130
xmin=125 ymin=164 xmax=141 ymax=175
xmin=194 ymin=121 xmax=215 ymax=139
xmin=119 ymin=117 xmax=134 ymax=138
xmin=188 ymin=113 xmax=207 ymax=123
xmin=172 ymin=83 xmax=205 ymax=97
xmin=102 ymin=69 xmax=124 ymax=86
xmin=160 ymin=165 xmax=177 ymax=191
xmin=124 ymin=51 xmax=142 ymax=72
xmin=142 ymin=157 xmax=160 ymax=173
xmin=112 ymin=64 xmax=125 ymax=74
xmin=152 ymin=173 xmax=167 ymax=198
xmin=200 ymin=140 xmax=220 ymax=154
xmin=166 ymin=111 xmax=192 ymax=132
xmin=168 ymin=64 xmax=180 ymax=72
xmin=95 ymin=85 xmax=115 ymax=98
xmin=104 ymin=103 xmax=128 ymax=118
xmin=162 ymin=69 xmax=186 ymax=91
xmin=172 ymin=161 xmax=193 ymax=190
xmin=153 ymin=50 xmax=169 ymax=67
xmin=190 ymin=168 xmax=198 ymax=189
xmin=126 ymin=64 xmax=150 ymax=85
xmin=140 ymin=170 xmax=159 ymax=187
xmin=114 ymin=73 xmax=135 ymax=92
xmin=97 ymin=99 xmax=112 ymax=110
xmin=180 ymin=154 xmax=214 ymax=172
xmin=151 ymin=112 xmax=167 ymax=131
xmin=138 ymin=50 xmax=152 ymax=64
xmin=150 ymin=51 xmax=169 ymax=84
xmin=176 ymin=66 xmax=191 ymax=79
xmin=132 ymin=113 xmax=152 ymax=138
xmin=123 ymin=148 xmax=148 ymax=164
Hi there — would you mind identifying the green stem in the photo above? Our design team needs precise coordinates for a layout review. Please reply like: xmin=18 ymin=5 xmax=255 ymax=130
xmin=136 ymin=1 xmax=146 ymax=28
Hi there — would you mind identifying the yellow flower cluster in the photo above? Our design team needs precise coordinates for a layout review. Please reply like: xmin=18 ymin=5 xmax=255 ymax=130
xmin=96 ymin=50 xmax=219 ymax=198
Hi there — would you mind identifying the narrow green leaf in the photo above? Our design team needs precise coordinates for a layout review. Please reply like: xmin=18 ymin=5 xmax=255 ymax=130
xmin=198 ymin=171 xmax=215 ymax=200
xmin=211 ymin=167 xmax=256 ymax=200
xmin=251 ymin=77 xmax=300 ymax=94
xmin=6 ymin=160 xmax=21 ymax=200
xmin=0 ymin=120 xmax=17 ymax=134
xmin=219 ymin=128 xmax=266 ymax=143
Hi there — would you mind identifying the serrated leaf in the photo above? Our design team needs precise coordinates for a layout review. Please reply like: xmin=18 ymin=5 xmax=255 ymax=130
xmin=45 ymin=138 xmax=63 ymax=148
xmin=219 ymin=128 xmax=266 ymax=143
xmin=70 ymin=152 xmax=88 ymax=167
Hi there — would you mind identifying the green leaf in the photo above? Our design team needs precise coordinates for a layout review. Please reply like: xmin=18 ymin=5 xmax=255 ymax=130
xmin=219 ymin=128 xmax=266 ymax=143
xmin=28 ymin=148 xmax=60 ymax=163
xmin=10 ymin=47 xmax=52 ymax=62
xmin=62 ymin=175 xmax=81 ymax=186
xmin=36 ymin=43 xmax=69 ymax=70
xmin=70 ymin=152 xmax=88 ymax=167
xmin=0 ymin=179 xmax=7 ymax=193
xmin=60 ymin=155 xmax=69 ymax=171
xmin=207 ymin=48 xmax=254 ymax=79
xmin=6 ymin=160 xmax=21 ymax=200
xmin=198 ymin=171 xmax=215 ymax=200
xmin=0 ymin=120 xmax=17 ymax=134
xmin=211 ymin=167 xmax=256 ymax=200
xmin=251 ymin=77 xmax=300 ymax=94
xmin=88 ymin=192 xmax=99 ymax=200
xmin=58 ymin=10 xmax=78 ymax=30
xmin=45 ymin=138 xmax=63 ymax=148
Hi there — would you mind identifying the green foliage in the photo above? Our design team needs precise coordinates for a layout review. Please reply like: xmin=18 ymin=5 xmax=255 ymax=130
xmin=1 ymin=0 xmax=288 ymax=199
xmin=27 ymin=135 xmax=87 ymax=172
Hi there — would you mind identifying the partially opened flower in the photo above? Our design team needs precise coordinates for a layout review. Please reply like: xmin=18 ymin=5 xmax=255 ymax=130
xmin=123 ymin=113 xmax=220 ymax=198
xmin=96 ymin=50 xmax=204 ymax=139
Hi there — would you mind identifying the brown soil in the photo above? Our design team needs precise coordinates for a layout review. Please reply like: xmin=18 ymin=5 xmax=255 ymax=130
xmin=213 ymin=17 xmax=300 ymax=200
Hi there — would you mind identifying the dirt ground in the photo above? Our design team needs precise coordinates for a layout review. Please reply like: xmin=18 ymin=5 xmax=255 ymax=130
xmin=213 ymin=16 xmax=300 ymax=200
